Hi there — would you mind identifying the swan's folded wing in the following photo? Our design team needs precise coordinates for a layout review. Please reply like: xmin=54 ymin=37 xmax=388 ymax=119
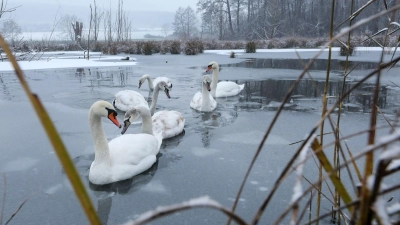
xmin=152 ymin=111 xmax=185 ymax=139
xmin=190 ymin=92 xmax=203 ymax=110
xmin=216 ymin=81 xmax=244 ymax=97
xmin=108 ymin=133 xmax=159 ymax=165
xmin=114 ymin=90 xmax=148 ymax=111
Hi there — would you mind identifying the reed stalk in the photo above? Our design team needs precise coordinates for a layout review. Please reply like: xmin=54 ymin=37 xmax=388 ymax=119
xmin=0 ymin=34 xmax=101 ymax=224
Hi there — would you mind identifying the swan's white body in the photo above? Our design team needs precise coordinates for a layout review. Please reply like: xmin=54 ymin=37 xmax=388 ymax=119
xmin=139 ymin=74 xmax=172 ymax=91
xmin=190 ymin=75 xmax=217 ymax=112
xmin=113 ymin=90 xmax=147 ymax=112
xmin=88 ymin=101 xmax=162 ymax=185
xmin=120 ymin=81 xmax=184 ymax=139
xmin=152 ymin=110 xmax=185 ymax=139
xmin=207 ymin=61 xmax=244 ymax=98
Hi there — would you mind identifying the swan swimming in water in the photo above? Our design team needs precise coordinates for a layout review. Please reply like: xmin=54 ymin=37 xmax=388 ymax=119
xmin=190 ymin=75 xmax=217 ymax=112
xmin=206 ymin=61 xmax=244 ymax=98
xmin=88 ymin=100 xmax=162 ymax=185
xmin=113 ymin=80 xmax=171 ymax=112
xmin=138 ymin=74 xmax=172 ymax=91
xmin=122 ymin=81 xmax=185 ymax=139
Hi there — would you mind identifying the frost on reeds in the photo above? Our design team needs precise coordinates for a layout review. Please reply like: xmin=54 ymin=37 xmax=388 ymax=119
xmin=123 ymin=196 xmax=247 ymax=225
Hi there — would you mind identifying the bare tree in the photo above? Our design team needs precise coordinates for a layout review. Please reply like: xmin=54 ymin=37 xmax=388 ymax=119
xmin=115 ymin=0 xmax=123 ymax=42
xmin=0 ymin=0 xmax=20 ymax=20
xmin=59 ymin=14 xmax=78 ymax=42
xmin=72 ymin=21 xmax=83 ymax=45
xmin=1 ymin=19 xmax=21 ymax=46
xmin=92 ymin=0 xmax=103 ymax=42
xmin=162 ymin=23 xmax=171 ymax=37
xmin=173 ymin=6 xmax=198 ymax=39
xmin=88 ymin=4 xmax=93 ymax=60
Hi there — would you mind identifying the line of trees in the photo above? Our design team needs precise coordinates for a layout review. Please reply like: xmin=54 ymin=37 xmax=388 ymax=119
xmin=173 ymin=0 xmax=400 ymax=41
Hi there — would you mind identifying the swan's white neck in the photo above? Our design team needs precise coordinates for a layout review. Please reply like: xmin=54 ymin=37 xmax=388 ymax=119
xmin=149 ymin=85 xmax=161 ymax=116
xmin=141 ymin=110 xmax=153 ymax=135
xmin=210 ymin=67 xmax=218 ymax=97
xmin=89 ymin=110 xmax=111 ymax=166
xmin=145 ymin=75 xmax=154 ymax=90
xmin=201 ymin=83 xmax=212 ymax=111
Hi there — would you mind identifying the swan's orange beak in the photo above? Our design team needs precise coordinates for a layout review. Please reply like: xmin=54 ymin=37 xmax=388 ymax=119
xmin=206 ymin=65 xmax=212 ymax=72
xmin=108 ymin=112 xmax=121 ymax=128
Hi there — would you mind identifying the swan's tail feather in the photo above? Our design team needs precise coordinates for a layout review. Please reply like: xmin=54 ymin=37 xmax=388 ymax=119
xmin=239 ymin=84 xmax=245 ymax=91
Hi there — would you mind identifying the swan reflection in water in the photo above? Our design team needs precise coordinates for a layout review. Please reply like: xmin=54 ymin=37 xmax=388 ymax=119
xmin=89 ymin=158 xmax=159 ymax=225
xmin=72 ymin=148 xmax=182 ymax=225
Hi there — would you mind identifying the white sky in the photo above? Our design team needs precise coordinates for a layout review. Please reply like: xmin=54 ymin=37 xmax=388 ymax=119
xmin=11 ymin=0 xmax=198 ymax=12
xmin=9 ymin=0 xmax=199 ymax=31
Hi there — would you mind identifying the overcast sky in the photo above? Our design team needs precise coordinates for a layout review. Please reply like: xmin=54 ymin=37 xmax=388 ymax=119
xmin=9 ymin=0 xmax=199 ymax=31
xmin=12 ymin=0 xmax=198 ymax=12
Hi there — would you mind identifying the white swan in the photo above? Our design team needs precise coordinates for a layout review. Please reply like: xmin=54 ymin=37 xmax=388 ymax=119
xmin=190 ymin=75 xmax=217 ymax=112
xmin=113 ymin=90 xmax=147 ymax=112
xmin=88 ymin=101 xmax=162 ymax=185
xmin=206 ymin=61 xmax=244 ymax=98
xmin=138 ymin=74 xmax=172 ymax=91
xmin=124 ymin=80 xmax=185 ymax=139
xmin=113 ymin=81 xmax=171 ymax=112
xmin=152 ymin=110 xmax=185 ymax=139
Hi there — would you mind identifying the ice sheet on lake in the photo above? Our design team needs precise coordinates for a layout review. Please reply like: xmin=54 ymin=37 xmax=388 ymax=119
xmin=191 ymin=147 xmax=220 ymax=157
xmin=44 ymin=183 xmax=64 ymax=195
xmin=142 ymin=180 xmax=168 ymax=194
xmin=219 ymin=130 xmax=290 ymax=145
xmin=1 ymin=157 xmax=39 ymax=172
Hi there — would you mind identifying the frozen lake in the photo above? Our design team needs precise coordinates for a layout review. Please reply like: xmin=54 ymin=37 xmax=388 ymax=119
xmin=1 ymin=50 xmax=399 ymax=224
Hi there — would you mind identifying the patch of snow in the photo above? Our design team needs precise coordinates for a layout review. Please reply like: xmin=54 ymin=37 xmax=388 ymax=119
xmin=44 ymin=184 xmax=63 ymax=195
xmin=191 ymin=147 xmax=220 ymax=157
xmin=1 ymin=157 xmax=39 ymax=172
xmin=373 ymin=198 xmax=391 ymax=225
xmin=259 ymin=187 xmax=268 ymax=191
xmin=142 ymin=180 xmax=168 ymax=194
xmin=0 ymin=52 xmax=137 ymax=72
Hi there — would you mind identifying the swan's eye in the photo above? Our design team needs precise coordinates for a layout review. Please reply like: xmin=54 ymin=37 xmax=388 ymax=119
xmin=106 ymin=107 xmax=118 ymax=117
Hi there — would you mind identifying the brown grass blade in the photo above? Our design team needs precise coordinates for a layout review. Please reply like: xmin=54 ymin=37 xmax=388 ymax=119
xmin=310 ymin=138 xmax=353 ymax=208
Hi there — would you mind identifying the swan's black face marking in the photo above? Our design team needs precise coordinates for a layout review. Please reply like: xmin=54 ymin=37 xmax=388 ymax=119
xmin=206 ymin=82 xmax=211 ymax=92
xmin=106 ymin=107 xmax=121 ymax=128
xmin=164 ymin=86 xmax=171 ymax=99
xmin=138 ymin=81 xmax=143 ymax=89
xmin=121 ymin=116 xmax=131 ymax=134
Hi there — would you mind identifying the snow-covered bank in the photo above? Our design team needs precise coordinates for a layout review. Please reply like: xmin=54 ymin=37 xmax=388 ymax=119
xmin=0 ymin=47 xmax=391 ymax=72
xmin=0 ymin=52 xmax=137 ymax=71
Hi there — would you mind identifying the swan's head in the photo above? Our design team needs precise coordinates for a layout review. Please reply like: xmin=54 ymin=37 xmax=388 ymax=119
xmin=90 ymin=100 xmax=121 ymax=128
xmin=156 ymin=81 xmax=171 ymax=99
xmin=121 ymin=106 xmax=147 ymax=134
xmin=138 ymin=74 xmax=150 ymax=89
xmin=203 ymin=75 xmax=212 ymax=92
xmin=206 ymin=61 xmax=219 ymax=72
